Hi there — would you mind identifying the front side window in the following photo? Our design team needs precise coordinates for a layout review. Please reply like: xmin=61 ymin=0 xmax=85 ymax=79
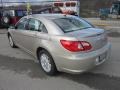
xmin=53 ymin=17 xmax=93 ymax=33
xmin=16 ymin=18 xmax=28 ymax=30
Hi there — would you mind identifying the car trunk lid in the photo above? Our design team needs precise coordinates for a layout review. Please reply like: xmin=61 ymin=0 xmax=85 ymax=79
xmin=65 ymin=28 xmax=107 ymax=51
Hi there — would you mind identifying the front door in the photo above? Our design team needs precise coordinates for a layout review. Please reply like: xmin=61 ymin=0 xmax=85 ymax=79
xmin=21 ymin=18 xmax=41 ymax=53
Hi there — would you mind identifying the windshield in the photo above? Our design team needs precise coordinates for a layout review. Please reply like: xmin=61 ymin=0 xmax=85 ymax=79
xmin=53 ymin=17 xmax=93 ymax=33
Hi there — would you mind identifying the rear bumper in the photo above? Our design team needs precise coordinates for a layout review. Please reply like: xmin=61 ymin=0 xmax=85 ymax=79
xmin=55 ymin=42 xmax=111 ymax=74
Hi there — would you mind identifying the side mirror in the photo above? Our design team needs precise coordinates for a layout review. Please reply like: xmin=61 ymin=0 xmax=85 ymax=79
xmin=9 ymin=25 xmax=15 ymax=29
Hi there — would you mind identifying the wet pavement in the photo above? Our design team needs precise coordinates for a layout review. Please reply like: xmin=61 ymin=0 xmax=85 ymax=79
xmin=0 ymin=29 xmax=7 ymax=34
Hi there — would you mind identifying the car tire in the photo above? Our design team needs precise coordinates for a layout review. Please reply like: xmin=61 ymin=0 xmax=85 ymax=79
xmin=38 ymin=50 xmax=57 ymax=76
xmin=8 ymin=35 xmax=17 ymax=48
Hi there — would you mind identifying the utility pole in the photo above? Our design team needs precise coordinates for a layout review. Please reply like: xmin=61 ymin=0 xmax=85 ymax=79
xmin=77 ymin=0 xmax=80 ymax=16
xmin=27 ymin=0 xmax=32 ymax=15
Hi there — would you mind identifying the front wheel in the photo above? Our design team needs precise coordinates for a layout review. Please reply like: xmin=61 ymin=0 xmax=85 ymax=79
xmin=8 ymin=35 xmax=17 ymax=48
xmin=38 ymin=50 xmax=57 ymax=76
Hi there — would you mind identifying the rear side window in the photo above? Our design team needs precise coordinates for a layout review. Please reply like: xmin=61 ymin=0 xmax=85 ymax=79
xmin=28 ymin=18 xmax=48 ymax=33
xmin=53 ymin=17 xmax=93 ymax=33
xmin=28 ymin=18 xmax=41 ymax=31
xmin=39 ymin=23 xmax=48 ymax=33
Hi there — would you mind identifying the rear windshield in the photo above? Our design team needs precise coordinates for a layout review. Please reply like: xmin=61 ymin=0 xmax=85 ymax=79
xmin=53 ymin=17 xmax=93 ymax=33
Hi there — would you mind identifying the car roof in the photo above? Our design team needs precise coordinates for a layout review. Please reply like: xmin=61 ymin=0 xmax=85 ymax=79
xmin=22 ymin=14 xmax=79 ymax=35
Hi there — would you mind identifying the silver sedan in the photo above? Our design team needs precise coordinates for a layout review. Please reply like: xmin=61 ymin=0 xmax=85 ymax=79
xmin=8 ymin=14 xmax=111 ymax=75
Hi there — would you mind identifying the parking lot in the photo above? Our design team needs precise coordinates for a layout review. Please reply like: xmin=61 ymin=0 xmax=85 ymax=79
xmin=0 ymin=27 xmax=120 ymax=90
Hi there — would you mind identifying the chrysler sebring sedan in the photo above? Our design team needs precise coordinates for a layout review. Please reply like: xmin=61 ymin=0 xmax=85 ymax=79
xmin=8 ymin=14 xmax=111 ymax=75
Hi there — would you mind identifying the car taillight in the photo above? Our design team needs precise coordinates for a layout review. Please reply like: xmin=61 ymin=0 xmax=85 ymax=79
xmin=60 ymin=40 xmax=92 ymax=52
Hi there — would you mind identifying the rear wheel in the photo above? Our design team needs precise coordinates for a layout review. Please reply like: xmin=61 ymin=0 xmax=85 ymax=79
xmin=8 ymin=35 xmax=17 ymax=48
xmin=38 ymin=50 xmax=57 ymax=76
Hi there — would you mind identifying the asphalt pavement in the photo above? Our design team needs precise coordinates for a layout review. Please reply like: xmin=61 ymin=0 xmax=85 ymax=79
xmin=0 ymin=29 xmax=7 ymax=34
xmin=0 ymin=28 xmax=120 ymax=90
